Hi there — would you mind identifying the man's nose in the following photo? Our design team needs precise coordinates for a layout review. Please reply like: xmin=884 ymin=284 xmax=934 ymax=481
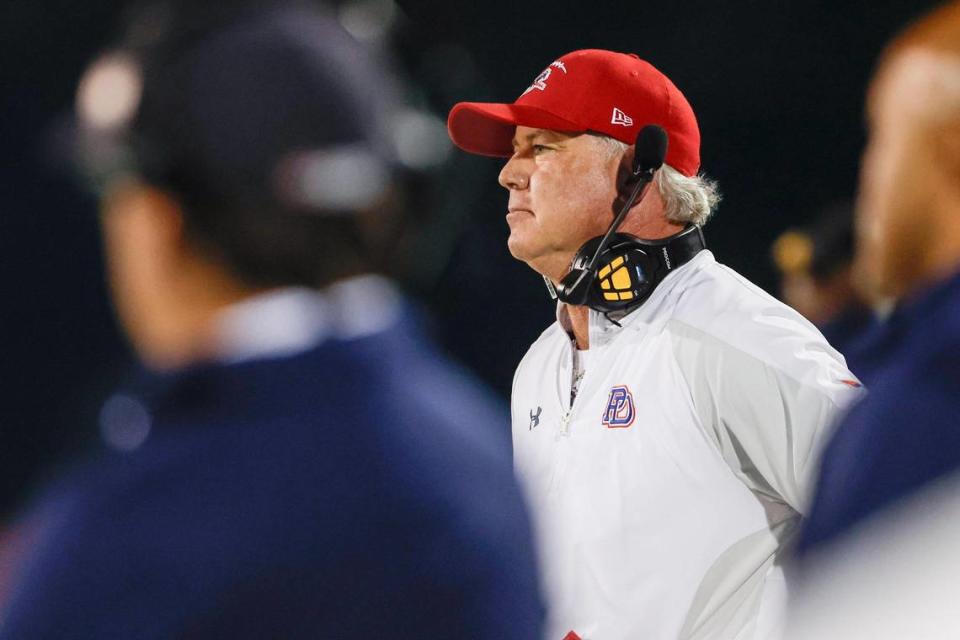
xmin=498 ymin=155 xmax=530 ymax=191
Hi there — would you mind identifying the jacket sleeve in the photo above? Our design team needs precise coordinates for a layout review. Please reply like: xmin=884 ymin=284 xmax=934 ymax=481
xmin=670 ymin=319 xmax=865 ymax=513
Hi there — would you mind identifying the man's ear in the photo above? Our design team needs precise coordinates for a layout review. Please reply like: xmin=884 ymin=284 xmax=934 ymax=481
xmin=615 ymin=145 xmax=638 ymax=195
xmin=612 ymin=144 xmax=664 ymax=220
xmin=611 ymin=145 xmax=641 ymax=214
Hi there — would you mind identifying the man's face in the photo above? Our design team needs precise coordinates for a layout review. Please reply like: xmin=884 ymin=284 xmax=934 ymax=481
xmin=498 ymin=126 xmax=620 ymax=280
xmin=856 ymin=48 xmax=960 ymax=298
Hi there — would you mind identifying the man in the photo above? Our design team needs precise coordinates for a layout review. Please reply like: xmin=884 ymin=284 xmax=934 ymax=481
xmin=0 ymin=3 xmax=543 ymax=638
xmin=447 ymin=49 xmax=862 ymax=639
xmin=795 ymin=0 xmax=960 ymax=557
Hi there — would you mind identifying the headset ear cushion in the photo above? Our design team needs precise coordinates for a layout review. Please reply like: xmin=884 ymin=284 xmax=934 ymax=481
xmin=586 ymin=238 xmax=657 ymax=312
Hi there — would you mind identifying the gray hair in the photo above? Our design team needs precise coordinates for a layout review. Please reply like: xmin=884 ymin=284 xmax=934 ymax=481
xmin=593 ymin=135 xmax=720 ymax=227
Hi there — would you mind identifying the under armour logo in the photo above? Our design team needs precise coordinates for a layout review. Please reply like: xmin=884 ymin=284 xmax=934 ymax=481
xmin=529 ymin=406 xmax=542 ymax=430
xmin=611 ymin=107 xmax=634 ymax=127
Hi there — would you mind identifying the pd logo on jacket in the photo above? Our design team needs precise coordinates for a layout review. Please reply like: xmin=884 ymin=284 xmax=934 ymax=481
xmin=602 ymin=385 xmax=635 ymax=428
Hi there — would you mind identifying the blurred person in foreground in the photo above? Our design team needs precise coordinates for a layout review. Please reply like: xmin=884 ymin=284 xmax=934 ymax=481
xmin=0 ymin=3 xmax=543 ymax=639
xmin=447 ymin=49 xmax=863 ymax=640
xmin=795 ymin=0 xmax=960 ymax=559
xmin=787 ymin=473 xmax=960 ymax=639
xmin=771 ymin=202 xmax=877 ymax=379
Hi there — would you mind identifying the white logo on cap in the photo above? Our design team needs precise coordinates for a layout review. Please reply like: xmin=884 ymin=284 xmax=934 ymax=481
xmin=522 ymin=60 xmax=566 ymax=95
xmin=522 ymin=68 xmax=551 ymax=95
xmin=611 ymin=107 xmax=634 ymax=127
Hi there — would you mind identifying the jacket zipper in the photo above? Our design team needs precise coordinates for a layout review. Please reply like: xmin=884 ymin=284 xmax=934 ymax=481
xmin=559 ymin=410 xmax=572 ymax=437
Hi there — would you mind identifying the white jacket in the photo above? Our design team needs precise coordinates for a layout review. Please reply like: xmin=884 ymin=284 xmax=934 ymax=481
xmin=511 ymin=250 xmax=863 ymax=640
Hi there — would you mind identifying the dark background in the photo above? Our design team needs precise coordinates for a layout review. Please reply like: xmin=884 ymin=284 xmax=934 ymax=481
xmin=0 ymin=0 xmax=939 ymax=518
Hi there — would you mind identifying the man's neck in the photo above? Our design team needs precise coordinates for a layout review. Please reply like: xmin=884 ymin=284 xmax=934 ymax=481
xmin=567 ymin=304 xmax=591 ymax=350
xmin=136 ymin=268 xmax=265 ymax=372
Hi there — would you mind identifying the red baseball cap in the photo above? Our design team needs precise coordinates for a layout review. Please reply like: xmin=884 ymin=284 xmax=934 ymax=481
xmin=447 ymin=49 xmax=701 ymax=176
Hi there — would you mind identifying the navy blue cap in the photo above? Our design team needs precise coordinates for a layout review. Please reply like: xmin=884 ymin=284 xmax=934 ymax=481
xmin=74 ymin=1 xmax=397 ymax=212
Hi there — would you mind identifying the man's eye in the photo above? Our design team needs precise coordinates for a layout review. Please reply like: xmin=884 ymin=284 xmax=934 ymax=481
xmin=532 ymin=144 xmax=553 ymax=154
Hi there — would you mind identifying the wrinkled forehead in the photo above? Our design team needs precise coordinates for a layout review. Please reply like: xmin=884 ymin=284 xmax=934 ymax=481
xmin=870 ymin=47 xmax=960 ymax=127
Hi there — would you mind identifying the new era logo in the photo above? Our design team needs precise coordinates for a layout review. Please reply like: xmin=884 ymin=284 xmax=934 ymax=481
xmin=611 ymin=107 xmax=633 ymax=127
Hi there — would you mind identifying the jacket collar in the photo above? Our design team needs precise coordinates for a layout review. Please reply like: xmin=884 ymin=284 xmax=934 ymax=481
xmin=212 ymin=274 xmax=402 ymax=364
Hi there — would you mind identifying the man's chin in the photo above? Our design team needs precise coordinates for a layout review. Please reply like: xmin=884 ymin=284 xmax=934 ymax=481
xmin=507 ymin=243 xmax=566 ymax=283
xmin=506 ymin=234 xmax=531 ymax=261
xmin=505 ymin=240 xmax=539 ymax=265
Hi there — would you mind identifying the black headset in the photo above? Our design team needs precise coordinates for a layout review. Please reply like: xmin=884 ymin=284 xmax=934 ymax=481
xmin=549 ymin=125 xmax=706 ymax=315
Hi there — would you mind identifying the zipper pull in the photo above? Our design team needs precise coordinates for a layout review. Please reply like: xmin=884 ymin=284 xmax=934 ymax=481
xmin=559 ymin=411 xmax=572 ymax=437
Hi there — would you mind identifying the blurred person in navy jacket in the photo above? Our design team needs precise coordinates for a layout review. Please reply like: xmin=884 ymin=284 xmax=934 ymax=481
xmin=796 ymin=0 xmax=960 ymax=557
xmin=0 ymin=2 xmax=543 ymax=638
xmin=770 ymin=202 xmax=901 ymax=388
xmin=772 ymin=202 xmax=878 ymax=379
